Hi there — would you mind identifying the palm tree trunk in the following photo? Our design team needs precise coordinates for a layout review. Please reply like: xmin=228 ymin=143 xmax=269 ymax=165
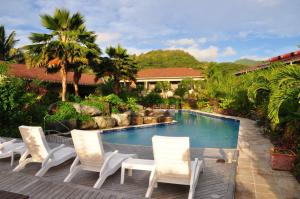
xmin=60 ymin=66 xmax=67 ymax=101
xmin=73 ymin=70 xmax=81 ymax=96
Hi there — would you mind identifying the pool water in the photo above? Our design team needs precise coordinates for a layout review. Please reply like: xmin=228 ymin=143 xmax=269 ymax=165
xmin=102 ymin=111 xmax=240 ymax=148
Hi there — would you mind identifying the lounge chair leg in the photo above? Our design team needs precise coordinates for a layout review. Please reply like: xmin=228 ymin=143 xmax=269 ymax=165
xmin=13 ymin=158 xmax=33 ymax=172
xmin=35 ymin=165 xmax=51 ymax=177
xmin=145 ymin=183 xmax=155 ymax=198
xmin=93 ymin=173 xmax=108 ymax=189
xmin=10 ymin=152 xmax=14 ymax=167
xmin=128 ymin=169 xmax=132 ymax=176
xmin=121 ymin=166 xmax=125 ymax=184
xmin=64 ymin=166 xmax=81 ymax=183
xmin=188 ymin=187 xmax=195 ymax=199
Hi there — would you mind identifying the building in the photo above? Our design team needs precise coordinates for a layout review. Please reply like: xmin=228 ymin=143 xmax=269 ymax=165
xmin=8 ymin=64 xmax=203 ymax=89
xmin=235 ymin=50 xmax=300 ymax=76
xmin=136 ymin=67 xmax=204 ymax=90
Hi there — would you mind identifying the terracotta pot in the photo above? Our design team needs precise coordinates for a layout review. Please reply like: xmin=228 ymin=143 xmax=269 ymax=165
xmin=270 ymin=148 xmax=296 ymax=171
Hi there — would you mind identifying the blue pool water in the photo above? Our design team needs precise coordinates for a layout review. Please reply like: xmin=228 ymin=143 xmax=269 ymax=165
xmin=102 ymin=111 xmax=240 ymax=148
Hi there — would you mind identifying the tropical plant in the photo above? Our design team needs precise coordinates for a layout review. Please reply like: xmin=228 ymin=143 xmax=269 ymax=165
xmin=0 ymin=25 xmax=19 ymax=61
xmin=268 ymin=66 xmax=300 ymax=124
xmin=25 ymin=8 xmax=100 ymax=101
xmin=93 ymin=44 xmax=138 ymax=94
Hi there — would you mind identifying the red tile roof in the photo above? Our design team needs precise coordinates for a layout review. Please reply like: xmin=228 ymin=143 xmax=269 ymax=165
xmin=8 ymin=63 xmax=101 ymax=86
xmin=235 ymin=50 xmax=300 ymax=76
xmin=7 ymin=64 xmax=203 ymax=84
xmin=137 ymin=67 xmax=203 ymax=79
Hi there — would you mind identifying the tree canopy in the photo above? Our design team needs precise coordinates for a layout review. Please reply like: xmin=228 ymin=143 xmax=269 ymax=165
xmin=135 ymin=49 xmax=207 ymax=69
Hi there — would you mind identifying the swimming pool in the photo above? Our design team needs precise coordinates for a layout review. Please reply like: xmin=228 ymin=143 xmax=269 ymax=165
xmin=102 ymin=111 xmax=240 ymax=148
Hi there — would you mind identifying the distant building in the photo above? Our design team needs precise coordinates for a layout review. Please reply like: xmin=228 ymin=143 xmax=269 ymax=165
xmin=7 ymin=64 xmax=203 ymax=94
xmin=235 ymin=50 xmax=300 ymax=76
xmin=136 ymin=67 xmax=204 ymax=90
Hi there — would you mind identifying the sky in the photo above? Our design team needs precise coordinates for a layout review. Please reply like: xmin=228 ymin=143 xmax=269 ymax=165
xmin=1 ymin=0 xmax=300 ymax=62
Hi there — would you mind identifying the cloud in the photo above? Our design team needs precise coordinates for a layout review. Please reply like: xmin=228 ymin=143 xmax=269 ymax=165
xmin=240 ymin=55 xmax=268 ymax=61
xmin=166 ymin=38 xmax=197 ymax=46
xmin=167 ymin=45 xmax=219 ymax=61
xmin=126 ymin=47 xmax=151 ymax=55
xmin=222 ymin=47 xmax=237 ymax=56
xmin=96 ymin=32 xmax=121 ymax=47
xmin=198 ymin=37 xmax=207 ymax=44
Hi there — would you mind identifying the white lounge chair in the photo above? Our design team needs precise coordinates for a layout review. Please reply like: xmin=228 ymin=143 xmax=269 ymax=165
xmin=13 ymin=126 xmax=76 ymax=177
xmin=0 ymin=138 xmax=26 ymax=166
xmin=145 ymin=136 xmax=204 ymax=199
xmin=64 ymin=129 xmax=136 ymax=189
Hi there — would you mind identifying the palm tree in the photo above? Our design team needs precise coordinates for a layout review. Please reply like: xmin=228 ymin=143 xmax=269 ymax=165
xmin=94 ymin=44 xmax=138 ymax=94
xmin=268 ymin=65 xmax=300 ymax=124
xmin=0 ymin=25 xmax=19 ymax=61
xmin=25 ymin=9 xmax=100 ymax=101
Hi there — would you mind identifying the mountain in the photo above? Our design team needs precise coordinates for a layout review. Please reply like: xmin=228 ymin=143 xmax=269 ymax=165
xmin=135 ymin=50 xmax=207 ymax=69
xmin=234 ymin=58 xmax=262 ymax=66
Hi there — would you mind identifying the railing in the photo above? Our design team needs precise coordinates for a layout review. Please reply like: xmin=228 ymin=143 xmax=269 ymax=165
xmin=43 ymin=115 xmax=70 ymax=136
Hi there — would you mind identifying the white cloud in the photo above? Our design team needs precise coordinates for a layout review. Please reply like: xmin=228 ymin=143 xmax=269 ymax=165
xmin=166 ymin=38 xmax=197 ymax=46
xmin=198 ymin=37 xmax=207 ymax=44
xmin=222 ymin=46 xmax=237 ymax=56
xmin=126 ymin=47 xmax=151 ymax=55
xmin=96 ymin=32 xmax=121 ymax=46
xmin=240 ymin=55 xmax=268 ymax=61
xmin=168 ymin=45 xmax=219 ymax=61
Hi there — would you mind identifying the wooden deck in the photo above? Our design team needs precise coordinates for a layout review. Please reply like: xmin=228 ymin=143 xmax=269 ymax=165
xmin=0 ymin=136 xmax=237 ymax=199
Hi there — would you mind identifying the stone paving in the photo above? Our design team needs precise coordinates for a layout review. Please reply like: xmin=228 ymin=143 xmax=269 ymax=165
xmin=192 ymin=110 xmax=300 ymax=199
xmin=236 ymin=118 xmax=300 ymax=199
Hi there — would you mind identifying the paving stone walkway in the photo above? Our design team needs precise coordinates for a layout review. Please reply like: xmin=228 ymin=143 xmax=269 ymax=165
xmin=236 ymin=118 xmax=300 ymax=199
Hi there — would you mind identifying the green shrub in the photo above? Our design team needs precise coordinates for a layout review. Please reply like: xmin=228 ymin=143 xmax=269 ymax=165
xmin=126 ymin=97 xmax=139 ymax=112
xmin=80 ymin=100 xmax=105 ymax=111
xmin=141 ymin=92 xmax=163 ymax=107
xmin=219 ymin=97 xmax=235 ymax=110
xmin=46 ymin=102 xmax=92 ymax=122
xmin=0 ymin=76 xmax=47 ymax=137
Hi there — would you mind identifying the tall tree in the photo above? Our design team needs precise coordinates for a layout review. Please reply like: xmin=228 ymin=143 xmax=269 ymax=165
xmin=25 ymin=9 xmax=100 ymax=101
xmin=94 ymin=44 xmax=138 ymax=94
xmin=0 ymin=25 xmax=19 ymax=61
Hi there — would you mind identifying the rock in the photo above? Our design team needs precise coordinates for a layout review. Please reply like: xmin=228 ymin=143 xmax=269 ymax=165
xmin=163 ymin=110 xmax=171 ymax=117
xmin=111 ymin=113 xmax=130 ymax=126
xmin=93 ymin=116 xmax=117 ymax=129
xmin=136 ymin=105 xmax=144 ymax=111
xmin=72 ymin=103 xmax=102 ymax=116
xmin=78 ymin=119 xmax=98 ymax=129
xmin=143 ymin=116 xmax=157 ymax=124
xmin=158 ymin=116 xmax=173 ymax=123
xmin=145 ymin=108 xmax=154 ymax=116
xmin=48 ymin=102 xmax=59 ymax=114
xmin=131 ymin=116 xmax=144 ymax=125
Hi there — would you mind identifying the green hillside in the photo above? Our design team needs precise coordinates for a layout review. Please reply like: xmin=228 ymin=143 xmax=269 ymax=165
xmin=234 ymin=58 xmax=262 ymax=66
xmin=135 ymin=50 xmax=206 ymax=69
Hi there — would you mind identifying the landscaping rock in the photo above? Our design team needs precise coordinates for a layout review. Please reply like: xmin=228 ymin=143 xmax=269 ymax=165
xmin=143 ymin=116 xmax=157 ymax=124
xmin=78 ymin=119 xmax=98 ymax=130
xmin=93 ymin=116 xmax=116 ymax=129
xmin=111 ymin=113 xmax=130 ymax=126
xmin=72 ymin=103 xmax=102 ymax=116
xmin=48 ymin=102 xmax=59 ymax=114
xmin=158 ymin=116 xmax=173 ymax=123
xmin=145 ymin=108 xmax=154 ymax=116
xmin=131 ymin=116 xmax=144 ymax=125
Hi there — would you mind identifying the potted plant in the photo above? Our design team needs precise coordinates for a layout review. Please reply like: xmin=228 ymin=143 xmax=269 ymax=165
xmin=270 ymin=147 xmax=296 ymax=171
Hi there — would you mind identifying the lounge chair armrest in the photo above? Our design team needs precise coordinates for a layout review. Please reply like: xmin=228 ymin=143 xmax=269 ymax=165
xmin=100 ymin=150 xmax=119 ymax=174
xmin=42 ymin=144 xmax=65 ymax=167
xmin=0 ymin=139 xmax=17 ymax=150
